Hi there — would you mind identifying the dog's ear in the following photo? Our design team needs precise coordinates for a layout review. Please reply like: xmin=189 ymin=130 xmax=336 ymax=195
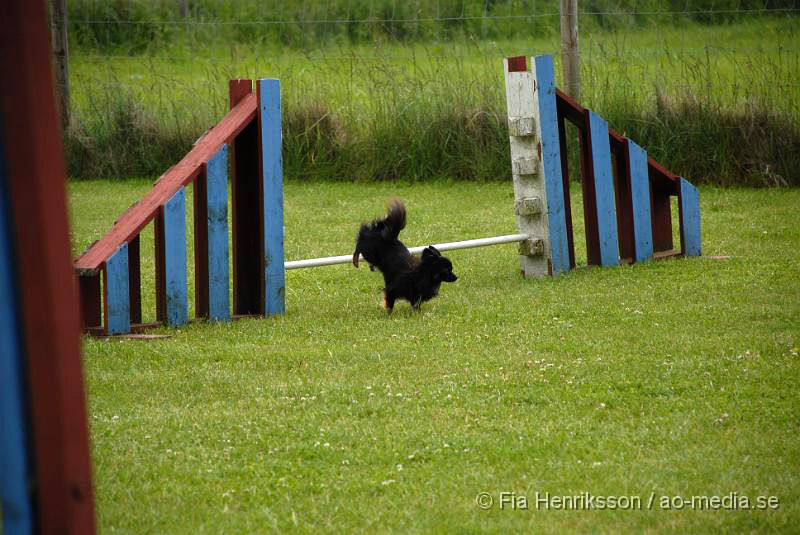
xmin=422 ymin=246 xmax=440 ymax=260
xmin=423 ymin=246 xmax=441 ymax=259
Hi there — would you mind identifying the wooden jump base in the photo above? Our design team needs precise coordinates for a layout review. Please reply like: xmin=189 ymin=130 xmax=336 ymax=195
xmin=504 ymin=55 xmax=701 ymax=276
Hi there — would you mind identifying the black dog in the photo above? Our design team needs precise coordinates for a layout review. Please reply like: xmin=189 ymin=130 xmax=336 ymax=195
xmin=353 ymin=199 xmax=457 ymax=312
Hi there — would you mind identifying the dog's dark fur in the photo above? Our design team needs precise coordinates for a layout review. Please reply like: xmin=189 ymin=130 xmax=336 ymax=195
xmin=353 ymin=199 xmax=458 ymax=312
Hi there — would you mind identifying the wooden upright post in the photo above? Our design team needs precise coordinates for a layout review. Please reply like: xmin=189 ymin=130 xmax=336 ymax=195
xmin=1 ymin=1 xmax=95 ymax=531
xmin=50 ymin=0 xmax=70 ymax=129
xmin=257 ymin=79 xmax=286 ymax=316
xmin=504 ymin=56 xmax=570 ymax=277
xmin=560 ymin=0 xmax=580 ymax=102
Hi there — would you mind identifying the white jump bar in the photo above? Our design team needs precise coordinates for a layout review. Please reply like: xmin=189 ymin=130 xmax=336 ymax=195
xmin=284 ymin=233 xmax=530 ymax=270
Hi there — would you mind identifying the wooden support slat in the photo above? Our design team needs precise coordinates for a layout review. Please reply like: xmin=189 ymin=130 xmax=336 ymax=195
xmin=128 ymin=234 xmax=141 ymax=324
xmin=154 ymin=209 xmax=166 ymax=323
xmin=84 ymin=321 xmax=165 ymax=337
xmin=650 ymin=184 xmax=674 ymax=253
xmin=646 ymin=156 xmax=679 ymax=254
xmin=193 ymin=163 xmax=209 ymax=318
xmin=653 ymin=249 xmax=682 ymax=260
xmin=586 ymin=111 xmax=620 ymax=267
xmin=163 ymin=188 xmax=188 ymax=326
xmin=79 ymin=272 xmax=102 ymax=329
xmin=207 ymin=144 xmax=231 ymax=321
xmin=556 ymin=112 xmax=576 ymax=268
xmin=627 ymin=140 xmax=654 ymax=262
xmin=258 ymin=79 xmax=286 ymax=315
xmin=104 ymin=243 xmax=130 ymax=335
xmin=508 ymin=116 xmax=536 ymax=136
xmin=73 ymin=93 xmax=257 ymax=272
xmin=679 ymin=178 xmax=702 ymax=257
xmin=515 ymin=197 xmax=542 ymax=216
xmin=512 ymin=157 xmax=539 ymax=175
xmin=612 ymin=141 xmax=635 ymax=263
xmin=579 ymin=110 xmax=601 ymax=266
xmin=230 ymin=79 xmax=264 ymax=316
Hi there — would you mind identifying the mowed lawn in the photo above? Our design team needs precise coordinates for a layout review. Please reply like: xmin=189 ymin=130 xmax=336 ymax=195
xmin=69 ymin=180 xmax=799 ymax=533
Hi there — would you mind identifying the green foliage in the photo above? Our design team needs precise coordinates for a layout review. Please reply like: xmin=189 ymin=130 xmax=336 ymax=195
xmin=65 ymin=17 xmax=799 ymax=186
xmin=69 ymin=180 xmax=800 ymax=533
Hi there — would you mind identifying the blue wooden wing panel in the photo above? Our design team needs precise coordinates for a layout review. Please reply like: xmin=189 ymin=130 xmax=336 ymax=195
xmin=0 ymin=133 xmax=34 ymax=535
xmin=627 ymin=140 xmax=654 ymax=262
xmin=258 ymin=79 xmax=286 ymax=316
xmin=164 ymin=188 xmax=188 ymax=326
xmin=105 ymin=243 xmax=130 ymax=334
xmin=533 ymin=55 xmax=570 ymax=275
xmin=587 ymin=111 xmax=620 ymax=267
xmin=680 ymin=178 xmax=702 ymax=257
xmin=206 ymin=145 xmax=230 ymax=321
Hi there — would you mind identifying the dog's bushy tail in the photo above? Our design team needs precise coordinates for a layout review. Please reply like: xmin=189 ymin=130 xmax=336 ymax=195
xmin=381 ymin=198 xmax=406 ymax=241
xmin=353 ymin=198 xmax=407 ymax=267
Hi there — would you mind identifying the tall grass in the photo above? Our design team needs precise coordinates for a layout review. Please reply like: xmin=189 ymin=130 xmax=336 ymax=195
xmin=68 ymin=0 xmax=798 ymax=50
xmin=65 ymin=17 xmax=800 ymax=186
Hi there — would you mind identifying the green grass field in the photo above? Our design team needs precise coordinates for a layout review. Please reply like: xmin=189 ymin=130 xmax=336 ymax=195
xmin=69 ymin=180 xmax=800 ymax=533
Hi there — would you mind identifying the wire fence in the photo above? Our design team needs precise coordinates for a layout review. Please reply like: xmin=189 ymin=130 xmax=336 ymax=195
xmin=63 ymin=2 xmax=800 ymax=90
xmin=69 ymin=6 xmax=800 ymax=24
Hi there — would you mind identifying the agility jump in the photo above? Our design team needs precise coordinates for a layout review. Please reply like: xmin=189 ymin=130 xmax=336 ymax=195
xmin=73 ymin=55 xmax=701 ymax=335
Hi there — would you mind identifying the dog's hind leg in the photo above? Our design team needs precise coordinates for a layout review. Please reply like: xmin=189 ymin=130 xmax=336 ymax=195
xmin=382 ymin=288 xmax=395 ymax=313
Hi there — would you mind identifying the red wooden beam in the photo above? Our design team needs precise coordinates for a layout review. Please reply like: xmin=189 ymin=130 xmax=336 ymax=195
xmin=193 ymin=167 xmax=210 ymax=318
xmin=154 ymin=207 xmax=167 ymax=323
xmin=647 ymin=156 xmax=681 ymax=192
xmin=579 ymin=109 xmax=602 ymax=265
xmin=506 ymin=55 xmax=527 ymax=72
xmin=74 ymin=93 xmax=258 ymax=272
xmin=229 ymin=80 xmax=264 ymax=316
xmin=556 ymin=112 xmax=577 ymax=268
xmin=79 ymin=273 xmax=101 ymax=329
xmin=0 ymin=1 xmax=95 ymax=533
xmin=556 ymin=88 xmax=585 ymax=126
xmin=128 ymin=234 xmax=142 ymax=324
xmin=612 ymin=142 xmax=636 ymax=262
